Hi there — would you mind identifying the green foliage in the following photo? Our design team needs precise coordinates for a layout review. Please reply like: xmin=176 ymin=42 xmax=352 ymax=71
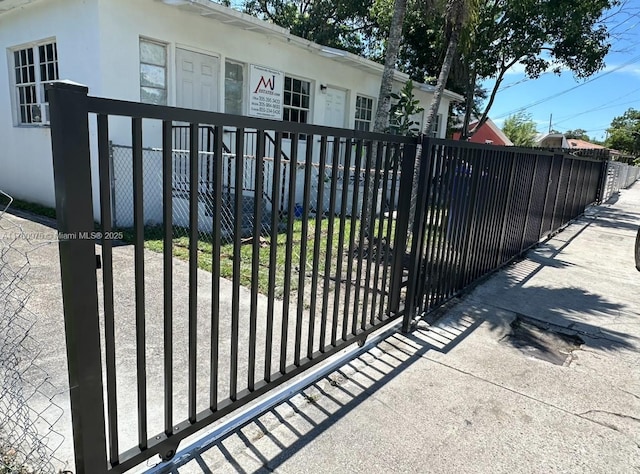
xmin=502 ymin=112 xmax=538 ymax=147
xmin=388 ymin=80 xmax=424 ymax=136
xmin=242 ymin=0 xmax=375 ymax=54
xmin=480 ymin=0 xmax=614 ymax=78
xmin=462 ymin=0 xmax=617 ymax=135
xmin=605 ymin=108 xmax=640 ymax=156
xmin=236 ymin=0 xmax=616 ymax=137
xmin=564 ymin=129 xmax=591 ymax=141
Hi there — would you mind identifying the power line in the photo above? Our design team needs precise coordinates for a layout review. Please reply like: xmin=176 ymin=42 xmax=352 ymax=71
xmin=494 ymin=52 xmax=640 ymax=119
xmin=494 ymin=10 xmax=640 ymax=93
xmin=551 ymin=88 xmax=640 ymax=126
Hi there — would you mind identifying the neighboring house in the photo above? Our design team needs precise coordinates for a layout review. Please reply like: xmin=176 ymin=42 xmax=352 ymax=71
xmin=452 ymin=118 xmax=514 ymax=146
xmin=535 ymin=133 xmax=607 ymax=150
xmin=565 ymin=138 xmax=606 ymax=150
xmin=0 ymin=0 xmax=463 ymax=221
xmin=535 ymin=133 xmax=570 ymax=148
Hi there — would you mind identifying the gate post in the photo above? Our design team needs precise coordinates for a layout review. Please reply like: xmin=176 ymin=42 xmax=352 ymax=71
xmin=388 ymin=141 xmax=417 ymax=326
xmin=388 ymin=136 xmax=433 ymax=333
xmin=48 ymin=82 xmax=108 ymax=474
xmin=596 ymin=157 xmax=609 ymax=204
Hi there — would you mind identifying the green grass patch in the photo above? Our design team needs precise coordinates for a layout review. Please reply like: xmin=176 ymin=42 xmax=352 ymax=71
xmin=120 ymin=215 xmax=397 ymax=298
xmin=0 ymin=197 xmax=56 ymax=220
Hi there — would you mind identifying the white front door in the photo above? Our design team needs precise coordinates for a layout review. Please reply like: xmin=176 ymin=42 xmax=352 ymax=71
xmin=324 ymin=87 xmax=346 ymax=128
xmin=176 ymin=48 xmax=220 ymax=111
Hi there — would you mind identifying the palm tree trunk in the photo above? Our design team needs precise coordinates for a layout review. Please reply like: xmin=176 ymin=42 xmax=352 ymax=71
xmin=407 ymin=6 xmax=464 ymax=284
xmin=362 ymin=0 xmax=408 ymax=242
xmin=461 ymin=63 xmax=476 ymax=139
xmin=373 ymin=0 xmax=408 ymax=134
xmin=422 ymin=26 xmax=461 ymax=136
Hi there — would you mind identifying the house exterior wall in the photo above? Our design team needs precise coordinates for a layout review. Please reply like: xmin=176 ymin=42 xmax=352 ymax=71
xmin=0 ymin=0 xmax=101 ymax=208
xmin=95 ymin=0 xmax=452 ymax=142
xmin=0 ymin=0 xmax=455 ymax=218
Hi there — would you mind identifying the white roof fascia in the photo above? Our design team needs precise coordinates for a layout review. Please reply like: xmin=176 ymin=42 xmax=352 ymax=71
xmin=0 ymin=0 xmax=41 ymax=14
xmin=159 ymin=0 xmax=464 ymax=102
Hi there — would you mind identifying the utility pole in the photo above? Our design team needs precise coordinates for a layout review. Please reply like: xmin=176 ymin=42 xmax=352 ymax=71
xmin=548 ymin=113 xmax=552 ymax=134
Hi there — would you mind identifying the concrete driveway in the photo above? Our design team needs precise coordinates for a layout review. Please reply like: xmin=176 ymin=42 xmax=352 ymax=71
xmin=2 ymin=181 xmax=640 ymax=473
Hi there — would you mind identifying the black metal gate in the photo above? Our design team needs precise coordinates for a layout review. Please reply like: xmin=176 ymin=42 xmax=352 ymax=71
xmin=48 ymin=83 xmax=416 ymax=473
xmin=48 ymin=83 xmax=608 ymax=474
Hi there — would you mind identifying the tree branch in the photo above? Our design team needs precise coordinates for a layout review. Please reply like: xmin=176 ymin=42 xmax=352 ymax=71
xmin=469 ymin=58 xmax=518 ymax=136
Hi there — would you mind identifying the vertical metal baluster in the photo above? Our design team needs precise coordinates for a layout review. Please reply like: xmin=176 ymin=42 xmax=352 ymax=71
xmin=98 ymin=114 xmax=118 ymax=463
xmin=132 ymin=117 xmax=148 ymax=447
xmin=253 ymin=131 xmax=267 ymax=381
xmin=339 ymin=139 xmax=353 ymax=342
xmin=308 ymin=136 xmax=328 ymax=357
xmin=161 ymin=121 xmax=173 ymax=434
xmin=267 ymin=134 xmax=284 ymax=373
xmin=281 ymin=134 xmax=298 ymax=357
xmin=188 ymin=122 xmax=199 ymax=422
xmin=231 ymin=131 xmax=244 ymax=388
xmin=210 ymin=125 xmax=223 ymax=410
xmin=347 ymin=141 xmax=363 ymax=336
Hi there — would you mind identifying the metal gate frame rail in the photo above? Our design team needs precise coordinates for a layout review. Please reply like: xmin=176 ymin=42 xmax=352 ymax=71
xmin=47 ymin=82 xmax=415 ymax=473
xmin=49 ymin=82 xmax=636 ymax=474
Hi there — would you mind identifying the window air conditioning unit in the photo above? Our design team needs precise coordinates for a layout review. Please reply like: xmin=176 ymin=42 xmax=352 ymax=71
xmin=30 ymin=103 xmax=50 ymax=124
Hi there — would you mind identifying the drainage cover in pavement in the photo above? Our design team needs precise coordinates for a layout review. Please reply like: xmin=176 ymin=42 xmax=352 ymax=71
xmin=502 ymin=316 xmax=584 ymax=366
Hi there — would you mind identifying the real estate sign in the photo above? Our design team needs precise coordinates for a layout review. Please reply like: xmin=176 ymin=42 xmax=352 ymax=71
xmin=249 ymin=64 xmax=284 ymax=120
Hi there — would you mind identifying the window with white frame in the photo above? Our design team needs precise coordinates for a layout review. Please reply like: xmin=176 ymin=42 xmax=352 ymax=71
xmin=354 ymin=95 xmax=374 ymax=131
xmin=283 ymin=76 xmax=310 ymax=124
xmin=12 ymin=40 xmax=59 ymax=125
xmin=139 ymin=38 xmax=167 ymax=105
xmin=225 ymin=60 xmax=244 ymax=115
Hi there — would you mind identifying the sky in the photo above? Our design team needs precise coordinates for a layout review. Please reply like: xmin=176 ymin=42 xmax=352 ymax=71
xmin=483 ymin=0 xmax=640 ymax=142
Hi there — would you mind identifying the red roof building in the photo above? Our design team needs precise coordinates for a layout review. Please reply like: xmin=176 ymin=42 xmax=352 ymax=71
xmin=452 ymin=118 xmax=514 ymax=146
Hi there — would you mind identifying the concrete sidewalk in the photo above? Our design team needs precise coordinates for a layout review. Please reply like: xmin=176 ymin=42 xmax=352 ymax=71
xmin=164 ymin=183 xmax=640 ymax=473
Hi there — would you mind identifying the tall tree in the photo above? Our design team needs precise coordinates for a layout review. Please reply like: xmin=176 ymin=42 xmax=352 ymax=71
xmin=372 ymin=0 xmax=410 ymax=133
xmin=461 ymin=0 xmax=618 ymax=138
xmin=422 ymin=0 xmax=475 ymax=135
xmin=502 ymin=112 xmax=538 ymax=147
xmin=605 ymin=108 xmax=640 ymax=156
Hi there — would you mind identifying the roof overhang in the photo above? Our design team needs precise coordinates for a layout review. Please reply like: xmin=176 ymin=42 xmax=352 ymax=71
xmin=156 ymin=0 xmax=465 ymax=102
xmin=0 ymin=0 xmax=41 ymax=14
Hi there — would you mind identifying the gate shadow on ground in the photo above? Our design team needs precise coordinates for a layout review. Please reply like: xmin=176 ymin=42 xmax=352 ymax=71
xmin=154 ymin=316 xmax=481 ymax=474
xmin=154 ymin=207 xmax=640 ymax=473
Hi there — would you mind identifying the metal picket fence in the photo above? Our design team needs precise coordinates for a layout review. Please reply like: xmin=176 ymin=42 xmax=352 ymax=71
xmin=600 ymin=160 xmax=640 ymax=202
xmin=46 ymin=82 xmax=632 ymax=474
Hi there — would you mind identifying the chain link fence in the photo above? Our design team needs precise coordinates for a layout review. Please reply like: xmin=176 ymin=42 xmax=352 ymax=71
xmin=0 ymin=192 xmax=67 ymax=474
xmin=109 ymin=128 xmax=401 ymax=240
xmin=107 ymin=128 xmax=402 ymax=307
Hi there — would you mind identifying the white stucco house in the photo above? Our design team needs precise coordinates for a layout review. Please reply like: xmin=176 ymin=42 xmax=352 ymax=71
xmin=0 ymin=0 xmax=462 ymax=222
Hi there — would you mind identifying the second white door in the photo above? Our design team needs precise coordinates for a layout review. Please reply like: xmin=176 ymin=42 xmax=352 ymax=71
xmin=324 ymin=87 xmax=346 ymax=128
xmin=176 ymin=48 xmax=220 ymax=112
